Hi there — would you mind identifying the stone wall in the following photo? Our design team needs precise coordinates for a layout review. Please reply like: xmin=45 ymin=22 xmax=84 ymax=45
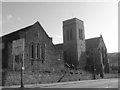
xmin=23 ymin=22 xmax=64 ymax=72
xmin=2 ymin=22 xmax=64 ymax=72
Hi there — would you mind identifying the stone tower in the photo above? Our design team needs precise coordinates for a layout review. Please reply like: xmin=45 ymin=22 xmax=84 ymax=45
xmin=63 ymin=18 xmax=86 ymax=69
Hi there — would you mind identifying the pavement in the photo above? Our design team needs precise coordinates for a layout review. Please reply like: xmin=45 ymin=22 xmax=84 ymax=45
xmin=1 ymin=78 xmax=119 ymax=89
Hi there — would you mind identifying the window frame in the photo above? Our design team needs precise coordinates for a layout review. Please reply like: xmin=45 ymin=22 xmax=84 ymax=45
xmin=79 ymin=28 xmax=83 ymax=40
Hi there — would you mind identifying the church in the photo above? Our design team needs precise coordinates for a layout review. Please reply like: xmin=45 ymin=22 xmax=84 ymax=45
xmin=1 ymin=18 xmax=109 ymax=74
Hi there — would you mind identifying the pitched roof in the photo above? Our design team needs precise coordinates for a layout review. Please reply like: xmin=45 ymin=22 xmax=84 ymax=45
xmin=86 ymin=37 xmax=101 ymax=51
xmin=1 ymin=21 xmax=52 ymax=43
xmin=1 ymin=23 xmax=34 ymax=43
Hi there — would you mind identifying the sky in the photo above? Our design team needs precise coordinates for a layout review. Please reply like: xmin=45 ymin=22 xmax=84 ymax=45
xmin=0 ymin=1 xmax=118 ymax=53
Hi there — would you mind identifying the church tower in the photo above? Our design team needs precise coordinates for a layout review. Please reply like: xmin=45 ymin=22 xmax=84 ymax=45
xmin=63 ymin=18 xmax=86 ymax=69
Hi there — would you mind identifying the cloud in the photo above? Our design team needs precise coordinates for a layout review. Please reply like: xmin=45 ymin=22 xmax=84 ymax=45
xmin=17 ymin=17 xmax=22 ymax=22
xmin=6 ymin=14 xmax=13 ymax=20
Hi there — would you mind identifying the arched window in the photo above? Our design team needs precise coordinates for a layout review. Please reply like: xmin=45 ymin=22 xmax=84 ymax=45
xmin=31 ymin=44 xmax=35 ymax=59
xmin=36 ymin=44 xmax=40 ymax=59
xmin=41 ymin=43 xmax=45 ymax=63
xmin=79 ymin=29 xmax=83 ymax=40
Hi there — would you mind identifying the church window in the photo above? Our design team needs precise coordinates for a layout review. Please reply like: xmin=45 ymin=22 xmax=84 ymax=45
xmin=41 ymin=43 xmax=45 ymax=63
xmin=79 ymin=29 xmax=83 ymax=40
xmin=31 ymin=44 xmax=35 ymax=59
xmin=36 ymin=44 xmax=40 ymax=59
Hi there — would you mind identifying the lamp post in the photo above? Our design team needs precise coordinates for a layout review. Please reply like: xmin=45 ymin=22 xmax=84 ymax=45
xmin=21 ymin=38 xmax=25 ymax=88
xmin=21 ymin=59 xmax=24 ymax=88
xmin=21 ymin=41 xmax=24 ymax=88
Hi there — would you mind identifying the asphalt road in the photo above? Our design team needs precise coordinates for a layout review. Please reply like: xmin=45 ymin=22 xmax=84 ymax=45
xmin=39 ymin=78 xmax=119 ymax=88
xmin=1 ymin=78 xmax=119 ymax=89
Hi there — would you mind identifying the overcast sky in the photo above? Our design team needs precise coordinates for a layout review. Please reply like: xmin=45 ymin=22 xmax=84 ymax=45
xmin=0 ymin=1 xmax=118 ymax=53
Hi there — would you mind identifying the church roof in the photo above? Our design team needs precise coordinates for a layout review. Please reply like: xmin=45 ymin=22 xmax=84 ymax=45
xmin=86 ymin=37 xmax=101 ymax=51
xmin=1 ymin=21 xmax=51 ymax=43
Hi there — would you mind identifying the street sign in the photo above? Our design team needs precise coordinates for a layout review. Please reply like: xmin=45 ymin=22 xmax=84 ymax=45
xmin=12 ymin=38 xmax=24 ymax=55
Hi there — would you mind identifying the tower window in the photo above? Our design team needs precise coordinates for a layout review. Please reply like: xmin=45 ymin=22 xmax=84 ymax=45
xmin=79 ymin=29 xmax=83 ymax=40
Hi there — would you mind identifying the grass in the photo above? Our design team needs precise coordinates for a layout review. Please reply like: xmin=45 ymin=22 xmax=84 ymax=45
xmin=2 ymin=69 xmax=119 ymax=86
xmin=104 ymin=73 xmax=119 ymax=79
xmin=3 ymin=69 xmax=93 ymax=86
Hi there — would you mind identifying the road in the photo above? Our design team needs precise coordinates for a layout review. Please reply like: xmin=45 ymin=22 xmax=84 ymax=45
xmin=38 ymin=78 xmax=119 ymax=88
xmin=1 ymin=78 xmax=119 ymax=89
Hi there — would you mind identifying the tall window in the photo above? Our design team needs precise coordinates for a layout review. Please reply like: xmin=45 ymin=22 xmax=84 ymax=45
xmin=41 ymin=43 xmax=45 ymax=63
xmin=40 ymin=45 xmax=41 ymax=60
xmin=36 ymin=44 xmax=40 ymax=59
xmin=67 ymin=29 xmax=72 ymax=40
xmin=79 ymin=29 xmax=83 ymax=40
xmin=31 ymin=44 xmax=35 ymax=59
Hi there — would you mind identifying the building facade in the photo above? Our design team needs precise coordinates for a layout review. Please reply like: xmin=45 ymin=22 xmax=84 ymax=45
xmin=1 ymin=18 xmax=109 ymax=74
xmin=85 ymin=35 xmax=109 ymax=74
xmin=1 ymin=22 xmax=64 ymax=72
